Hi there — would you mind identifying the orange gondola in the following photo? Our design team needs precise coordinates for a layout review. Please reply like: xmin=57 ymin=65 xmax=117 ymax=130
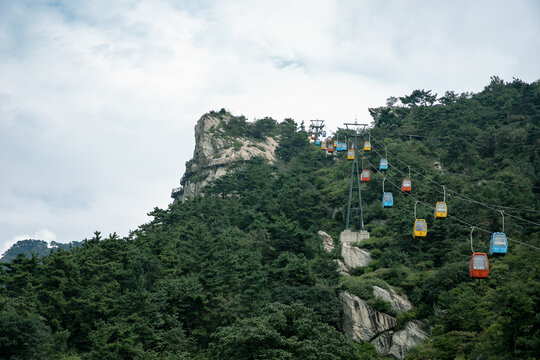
xmin=361 ymin=169 xmax=371 ymax=182
xmin=469 ymin=253 xmax=489 ymax=278
xmin=402 ymin=166 xmax=412 ymax=192
xmin=401 ymin=178 xmax=411 ymax=192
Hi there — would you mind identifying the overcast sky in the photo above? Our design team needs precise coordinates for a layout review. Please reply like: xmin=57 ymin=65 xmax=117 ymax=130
xmin=1 ymin=0 xmax=539 ymax=254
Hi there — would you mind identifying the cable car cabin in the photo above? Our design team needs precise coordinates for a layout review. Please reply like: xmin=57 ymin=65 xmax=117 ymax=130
xmin=315 ymin=139 xmax=321 ymax=146
xmin=347 ymin=149 xmax=355 ymax=160
xmin=401 ymin=178 xmax=411 ymax=192
xmin=434 ymin=202 xmax=448 ymax=218
xmin=321 ymin=143 xmax=327 ymax=150
xmin=339 ymin=142 xmax=347 ymax=151
xmin=413 ymin=219 xmax=427 ymax=237
xmin=469 ymin=253 xmax=489 ymax=278
xmin=311 ymin=135 xmax=315 ymax=140
xmin=364 ymin=141 xmax=371 ymax=151
xmin=327 ymin=143 xmax=334 ymax=153
xmin=379 ymin=158 xmax=388 ymax=171
xmin=322 ymin=131 xmax=326 ymax=137
xmin=489 ymin=232 xmax=508 ymax=255
xmin=361 ymin=169 xmax=371 ymax=182
xmin=382 ymin=192 xmax=394 ymax=207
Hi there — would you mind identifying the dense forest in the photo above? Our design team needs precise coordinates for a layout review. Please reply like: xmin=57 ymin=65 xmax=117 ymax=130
xmin=1 ymin=77 xmax=538 ymax=359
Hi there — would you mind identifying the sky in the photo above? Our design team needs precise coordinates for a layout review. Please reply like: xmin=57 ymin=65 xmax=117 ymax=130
xmin=1 ymin=0 xmax=539 ymax=254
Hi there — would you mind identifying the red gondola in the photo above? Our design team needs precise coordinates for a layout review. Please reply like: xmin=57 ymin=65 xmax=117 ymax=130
xmin=361 ymin=169 xmax=371 ymax=182
xmin=469 ymin=252 xmax=489 ymax=278
xmin=401 ymin=178 xmax=411 ymax=192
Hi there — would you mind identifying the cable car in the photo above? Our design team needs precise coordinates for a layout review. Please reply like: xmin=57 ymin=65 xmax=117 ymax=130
xmin=413 ymin=219 xmax=427 ymax=237
xmin=382 ymin=192 xmax=394 ymax=207
xmin=364 ymin=141 xmax=371 ymax=151
xmin=379 ymin=158 xmax=388 ymax=171
xmin=311 ymin=135 xmax=315 ymax=140
xmin=315 ymin=138 xmax=321 ymax=146
xmin=327 ymin=142 xmax=334 ymax=153
xmin=321 ymin=142 xmax=327 ymax=150
xmin=434 ymin=202 xmax=448 ymax=218
xmin=347 ymin=149 xmax=354 ymax=160
xmin=361 ymin=169 xmax=370 ymax=182
xmin=489 ymin=232 xmax=508 ymax=255
xmin=401 ymin=178 xmax=411 ymax=192
xmin=469 ymin=253 xmax=489 ymax=278
xmin=339 ymin=142 xmax=347 ymax=151
xmin=322 ymin=131 xmax=326 ymax=137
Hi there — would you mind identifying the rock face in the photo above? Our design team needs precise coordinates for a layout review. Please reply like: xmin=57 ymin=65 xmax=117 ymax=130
xmin=340 ymin=291 xmax=427 ymax=359
xmin=371 ymin=321 xmax=429 ymax=359
xmin=334 ymin=259 xmax=350 ymax=276
xmin=372 ymin=286 xmax=412 ymax=314
xmin=340 ymin=291 xmax=397 ymax=343
xmin=319 ymin=231 xmax=335 ymax=253
xmin=172 ymin=112 xmax=278 ymax=201
xmin=339 ymin=230 xmax=372 ymax=270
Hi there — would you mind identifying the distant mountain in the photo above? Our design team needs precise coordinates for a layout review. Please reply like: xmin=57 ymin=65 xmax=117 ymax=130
xmin=0 ymin=239 xmax=82 ymax=262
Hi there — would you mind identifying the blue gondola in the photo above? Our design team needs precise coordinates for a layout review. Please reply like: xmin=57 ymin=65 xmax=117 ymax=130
xmin=382 ymin=192 xmax=393 ymax=207
xmin=489 ymin=232 xmax=508 ymax=255
xmin=322 ymin=131 xmax=326 ymax=137
xmin=379 ymin=158 xmax=388 ymax=171
xmin=337 ymin=142 xmax=347 ymax=151
xmin=315 ymin=138 xmax=321 ymax=146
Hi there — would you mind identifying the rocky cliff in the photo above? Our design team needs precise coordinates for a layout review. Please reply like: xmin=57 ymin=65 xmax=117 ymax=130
xmin=172 ymin=111 xmax=278 ymax=202
xmin=320 ymin=230 xmax=428 ymax=359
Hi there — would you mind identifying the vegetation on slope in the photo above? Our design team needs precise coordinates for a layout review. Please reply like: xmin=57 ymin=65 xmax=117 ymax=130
xmin=1 ymin=77 xmax=538 ymax=359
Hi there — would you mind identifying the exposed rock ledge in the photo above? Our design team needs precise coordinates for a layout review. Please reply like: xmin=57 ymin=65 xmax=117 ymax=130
xmin=340 ymin=291 xmax=427 ymax=359
xmin=340 ymin=229 xmax=372 ymax=270
xmin=340 ymin=291 xmax=397 ymax=343
xmin=373 ymin=285 xmax=413 ymax=314
xmin=372 ymin=321 xmax=428 ymax=359
xmin=173 ymin=112 xmax=278 ymax=201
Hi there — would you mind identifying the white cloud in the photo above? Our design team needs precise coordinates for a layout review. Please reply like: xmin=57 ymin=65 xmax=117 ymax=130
xmin=1 ymin=0 xmax=539 ymax=252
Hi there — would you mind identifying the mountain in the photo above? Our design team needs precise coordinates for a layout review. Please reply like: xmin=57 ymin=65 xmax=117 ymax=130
xmin=0 ymin=239 xmax=83 ymax=263
xmin=0 ymin=77 xmax=538 ymax=359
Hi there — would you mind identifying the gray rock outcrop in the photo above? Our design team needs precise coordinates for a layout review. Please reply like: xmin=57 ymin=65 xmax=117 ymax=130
xmin=318 ymin=231 xmax=334 ymax=253
xmin=334 ymin=259 xmax=349 ymax=276
xmin=372 ymin=286 xmax=412 ymax=314
xmin=340 ymin=291 xmax=397 ymax=343
xmin=371 ymin=321 xmax=429 ymax=359
xmin=172 ymin=112 xmax=278 ymax=201
xmin=339 ymin=230 xmax=372 ymax=270
xmin=340 ymin=291 xmax=428 ymax=359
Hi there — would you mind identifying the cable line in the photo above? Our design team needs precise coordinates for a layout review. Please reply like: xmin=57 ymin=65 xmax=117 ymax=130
xmin=362 ymin=132 xmax=540 ymax=227
xmin=360 ymin=155 xmax=540 ymax=251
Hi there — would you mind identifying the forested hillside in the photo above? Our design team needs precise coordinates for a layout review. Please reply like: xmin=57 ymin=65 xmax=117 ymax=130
xmin=1 ymin=77 xmax=538 ymax=359
xmin=0 ymin=240 xmax=83 ymax=263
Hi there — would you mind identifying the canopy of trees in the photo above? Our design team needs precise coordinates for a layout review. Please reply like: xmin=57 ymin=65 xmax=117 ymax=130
xmin=1 ymin=78 xmax=538 ymax=359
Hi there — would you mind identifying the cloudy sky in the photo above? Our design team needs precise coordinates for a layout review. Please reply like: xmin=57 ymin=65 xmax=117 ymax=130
xmin=1 ymin=0 xmax=539 ymax=254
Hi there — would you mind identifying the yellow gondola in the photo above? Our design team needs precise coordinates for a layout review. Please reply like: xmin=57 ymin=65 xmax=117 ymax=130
xmin=364 ymin=141 xmax=371 ymax=151
xmin=413 ymin=219 xmax=427 ymax=237
xmin=321 ymin=143 xmax=327 ymax=150
xmin=435 ymin=202 xmax=447 ymax=218
xmin=347 ymin=149 xmax=354 ymax=160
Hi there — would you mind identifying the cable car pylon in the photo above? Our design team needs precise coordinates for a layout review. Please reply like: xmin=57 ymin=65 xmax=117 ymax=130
xmin=344 ymin=121 xmax=368 ymax=230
